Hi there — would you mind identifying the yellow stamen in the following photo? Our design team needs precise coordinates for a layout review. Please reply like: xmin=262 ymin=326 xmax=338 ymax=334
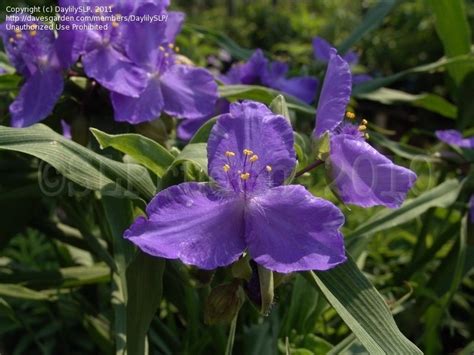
xmin=345 ymin=111 xmax=356 ymax=120
xmin=358 ymin=125 xmax=367 ymax=131
xmin=225 ymin=151 xmax=235 ymax=157
xmin=159 ymin=46 xmax=165 ymax=51
xmin=266 ymin=165 xmax=272 ymax=172
xmin=164 ymin=53 xmax=169 ymax=57
xmin=243 ymin=149 xmax=253 ymax=156
xmin=361 ymin=119 xmax=368 ymax=125
xmin=168 ymin=43 xmax=174 ymax=48
xmin=175 ymin=46 xmax=180 ymax=52
xmin=112 ymin=21 xmax=119 ymax=28
xmin=14 ymin=29 xmax=21 ymax=34
xmin=9 ymin=37 xmax=15 ymax=43
xmin=240 ymin=172 xmax=250 ymax=180
xmin=15 ymin=33 xmax=23 ymax=39
xmin=223 ymin=164 xmax=230 ymax=172
xmin=249 ymin=154 xmax=258 ymax=162
xmin=365 ymin=133 xmax=370 ymax=139
xmin=29 ymin=30 xmax=37 ymax=36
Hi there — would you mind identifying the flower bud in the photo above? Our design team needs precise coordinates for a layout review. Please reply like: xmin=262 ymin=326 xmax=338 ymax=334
xmin=204 ymin=281 xmax=245 ymax=325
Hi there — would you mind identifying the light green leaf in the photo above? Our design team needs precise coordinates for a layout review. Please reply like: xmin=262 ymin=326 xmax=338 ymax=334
xmin=91 ymin=128 xmax=175 ymax=177
xmin=219 ymin=85 xmax=315 ymax=115
xmin=306 ymin=257 xmax=422 ymax=354
xmin=269 ymin=94 xmax=290 ymax=120
xmin=356 ymin=87 xmax=457 ymax=119
xmin=428 ymin=0 xmax=473 ymax=86
xmin=168 ymin=143 xmax=208 ymax=174
xmin=189 ymin=117 xmax=217 ymax=144
xmin=338 ymin=0 xmax=397 ymax=53
xmin=0 ymin=74 xmax=21 ymax=93
xmin=0 ymin=124 xmax=155 ymax=200
xmin=0 ymin=284 xmax=51 ymax=301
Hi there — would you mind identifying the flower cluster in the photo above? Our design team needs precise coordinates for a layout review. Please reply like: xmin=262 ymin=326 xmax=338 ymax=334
xmin=1 ymin=0 xmax=218 ymax=127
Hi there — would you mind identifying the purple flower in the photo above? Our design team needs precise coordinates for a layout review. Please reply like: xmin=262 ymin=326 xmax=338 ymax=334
xmin=435 ymin=129 xmax=474 ymax=222
xmin=0 ymin=16 xmax=65 ymax=127
xmin=109 ymin=3 xmax=217 ymax=123
xmin=221 ymin=49 xmax=318 ymax=104
xmin=313 ymin=36 xmax=372 ymax=85
xmin=314 ymin=50 xmax=416 ymax=208
xmin=125 ymin=101 xmax=346 ymax=272
xmin=435 ymin=129 xmax=474 ymax=149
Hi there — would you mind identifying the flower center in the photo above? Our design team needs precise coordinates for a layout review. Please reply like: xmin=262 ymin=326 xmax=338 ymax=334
xmin=221 ymin=148 xmax=273 ymax=194
xmin=335 ymin=111 xmax=369 ymax=140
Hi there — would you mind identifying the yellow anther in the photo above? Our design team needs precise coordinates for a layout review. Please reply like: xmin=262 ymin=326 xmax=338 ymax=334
xmin=345 ymin=111 xmax=356 ymax=120
xmin=358 ymin=125 xmax=367 ymax=131
xmin=266 ymin=165 xmax=272 ymax=172
xmin=249 ymin=154 xmax=259 ymax=162
xmin=29 ymin=30 xmax=37 ymax=36
xmin=112 ymin=21 xmax=119 ymax=28
xmin=175 ymin=46 xmax=180 ymax=52
xmin=225 ymin=151 xmax=235 ymax=157
xmin=159 ymin=46 xmax=165 ymax=51
xmin=240 ymin=172 xmax=250 ymax=180
xmin=243 ymin=149 xmax=254 ymax=156
xmin=168 ymin=43 xmax=174 ymax=48
xmin=14 ymin=29 xmax=21 ymax=34
xmin=164 ymin=53 xmax=169 ymax=58
xmin=9 ymin=37 xmax=14 ymax=43
xmin=15 ymin=33 xmax=23 ymax=39
xmin=365 ymin=133 xmax=370 ymax=139
xmin=361 ymin=119 xmax=368 ymax=125
xmin=223 ymin=164 xmax=230 ymax=172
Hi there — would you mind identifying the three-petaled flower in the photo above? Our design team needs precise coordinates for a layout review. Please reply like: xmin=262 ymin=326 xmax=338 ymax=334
xmin=125 ymin=101 xmax=347 ymax=273
xmin=313 ymin=48 xmax=417 ymax=208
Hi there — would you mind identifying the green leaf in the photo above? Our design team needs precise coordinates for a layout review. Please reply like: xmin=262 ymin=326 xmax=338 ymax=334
xmin=219 ymin=85 xmax=315 ymax=115
xmin=338 ymin=0 xmax=398 ymax=53
xmin=0 ymin=124 xmax=155 ymax=199
xmin=90 ymin=128 xmax=175 ymax=177
xmin=428 ymin=0 xmax=473 ymax=86
xmin=162 ymin=143 xmax=209 ymax=187
xmin=0 ymin=74 xmax=21 ymax=93
xmin=126 ymin=252 xmax=165 ymax=355
xmin=306 ymin=257 xmax=422 ymax=354
xmin=183 ymin=24 xmax=253 ymax=60
xmin=257 ymin=265 xmax=274 ymax=315
xmin=269 ymin=94 xmax=290 ymax=120
xmin=346 ymin=179 xmax=464 ymax=257
xmin=0 ymin=284 xmax=51 ymax=301
xmin=189 ymin=117 xmax=217 ymax=144
xmin=353 ymin=54 xmax=474 ymax=95
xmin=356 ymin=88 xmax=457 ymax=119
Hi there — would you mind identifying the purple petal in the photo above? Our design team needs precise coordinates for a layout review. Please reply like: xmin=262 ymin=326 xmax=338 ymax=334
xmin=82 ymin=46 xmax=148 ymax=97
xmin=352 ymin=73 xmax=372 ymax=85
xmin=111 ymin=78 xmax=164 ymax=123
xmin=238 ymin=49 xmax=267 ymax=84
xmin=122 ymin=3 xmax=167 ymax=67
xmin=177 ymin=99 xmax=230 ymax=141
xmin=160 ymin=64 xmax=218 ymax=119
xmin=10 ymin=68 xmax=63 ymax=127
xmin=269 ymin=76 xmax=318 ymax=104
xmin=207 ymin=101 xmax=296 ymax=192
xmin=164 ymin=11 xmax=185 ymax=43
xmin=61 ymin=119 xmax=72 ymax=139
xmin=245 ymin=185 xmax=346 ymax=273
xmin=436 ymin=129 xmax=474 ymax=149
xmin=314 ymin=50 xmax=352 ymax=137
xmin=312 ymin=37 xmax=333 ymax=62
xmin=329 ymin=134 xmax=417 ymax=208
xmin=342 ymin=51 xmax=359 ymax=65
xmin=124 ymin=182 xmax=246 ymax=270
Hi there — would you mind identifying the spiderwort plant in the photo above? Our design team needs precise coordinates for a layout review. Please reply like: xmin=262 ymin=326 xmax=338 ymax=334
xmin=313 ymin=36 xmax=372 ymax=85
xmin=125 ymin=101 xmax=347 ymax=273
xmin=0 ymin=16 xmax=65 ymax=127
xmin=313 ymin=49 xmax=417 ymax=208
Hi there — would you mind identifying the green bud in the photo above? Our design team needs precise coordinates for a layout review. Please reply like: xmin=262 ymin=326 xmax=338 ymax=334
xmin=204 ymin=281 xmax=245 ymax=325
